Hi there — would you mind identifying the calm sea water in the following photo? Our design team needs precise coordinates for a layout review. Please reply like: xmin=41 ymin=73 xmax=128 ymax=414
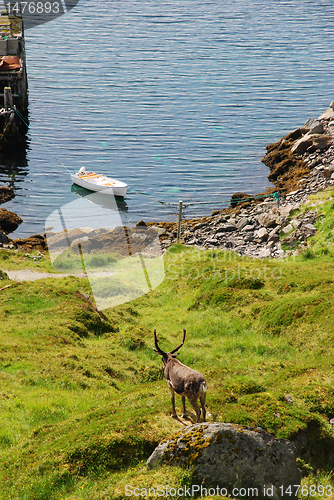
xmin=2 ymin=0 xmax=334 ymax=237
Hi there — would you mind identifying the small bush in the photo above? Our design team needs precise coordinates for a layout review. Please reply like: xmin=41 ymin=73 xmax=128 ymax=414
xmin=119 ymin=335 xmax=147 ymax=351
xmin=227 ymin=276 xmax=264 ymax=290
xmin=66 ymin=437 xmax=157 ymax=475
xmin=301 ymin=249 xmax=315 ymax=259
xmin=226 ymin=377 xmax=266 ymax=395
xmin=70 ymin=308 xmax=118 ymax=338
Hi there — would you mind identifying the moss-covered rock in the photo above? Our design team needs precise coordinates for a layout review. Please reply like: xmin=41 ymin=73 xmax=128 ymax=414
xmin=147 ymin=423 xmax=301 ymax=499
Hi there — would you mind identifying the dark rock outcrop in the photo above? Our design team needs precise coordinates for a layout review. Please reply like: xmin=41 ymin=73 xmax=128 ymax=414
xmin=14 ymin=234 xmax=47 ymax=251
xmin=0 ymin=208 xmax=22 ymax=234
xmin=0 ymin=186 xmax=14 ymax=205
xmin=261 ymin=129 xmax=310 ymax=193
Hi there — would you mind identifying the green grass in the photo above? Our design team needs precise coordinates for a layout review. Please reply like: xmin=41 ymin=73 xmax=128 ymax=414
xmin=0 ymin=210 xmax=334 ymax=498
xmin=0 ymin=248 xmax=56 ymax=272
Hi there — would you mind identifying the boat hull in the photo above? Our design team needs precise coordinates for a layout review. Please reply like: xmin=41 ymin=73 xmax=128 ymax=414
xmin=71 ymin=174 xmax=128 ymax=198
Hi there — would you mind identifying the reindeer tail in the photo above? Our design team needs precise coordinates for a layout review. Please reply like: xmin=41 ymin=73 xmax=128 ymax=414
xmin=199 ymin=380 xmax=207 ymax=396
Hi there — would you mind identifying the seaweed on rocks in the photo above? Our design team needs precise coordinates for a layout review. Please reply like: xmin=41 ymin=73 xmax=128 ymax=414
xmin=261 ymin=129 xmax=311 ymax=194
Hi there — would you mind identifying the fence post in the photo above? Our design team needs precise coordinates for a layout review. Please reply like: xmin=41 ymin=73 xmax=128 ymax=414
xmin=177 ymin=200 xmax=183 ymax=243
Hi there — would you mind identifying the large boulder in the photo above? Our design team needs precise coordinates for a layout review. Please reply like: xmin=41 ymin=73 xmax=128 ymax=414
xmin=318 ymin=108 xmax=334 ymax=120
xmin=291 ymin=133 xmax=332 ymax=155
xmin=255 ymin=227 xmax=268 ymax=241
xmin=311 ymin=134 xmax=332 ymax=151
xmin=303 ymin=118 xmax=324 ymax=134
xmin=257 ymin=211 xmax=279 ymax=228
xmin=291 ymin=135 xmax=313 ymax=155
xmin=147 ymin=423 xmax=301 ymax=500
xmin=323 ymin=164 xmax=334 ymax=178
xmin=279 ymin=204 xmax=299 ymax=218
xmin=0 ymin=208 xmax=22 ymax=234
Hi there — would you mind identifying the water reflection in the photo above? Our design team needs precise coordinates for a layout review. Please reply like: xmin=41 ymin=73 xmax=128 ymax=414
xmin=0 ymin=135 xmax=29 ymax=188
xmin=71 ymin=183 xmax=129 ymax=213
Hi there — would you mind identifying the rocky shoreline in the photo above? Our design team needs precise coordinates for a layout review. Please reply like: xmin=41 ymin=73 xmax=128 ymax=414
xmin=2 ymin=103 xmax=334 ymax=258
xmin=157 ymin=170 xmax=327 ymax=259
xmin=155 ymin=102 xmax=334 ymax=258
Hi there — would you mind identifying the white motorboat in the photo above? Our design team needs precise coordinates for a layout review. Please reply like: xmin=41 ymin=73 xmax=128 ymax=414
xmin=71 ymin=167 xmax=128 ymax=197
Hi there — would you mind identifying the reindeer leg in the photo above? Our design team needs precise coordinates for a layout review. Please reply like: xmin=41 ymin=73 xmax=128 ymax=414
xmin=199 ymin=390 xmax=206 ymax=422
xmin=181 ymin=396 xmax=188 ymax=419
xmin=167 ymin=381 xmax=177 ymax=418
xmin=187 ymin=396 xmax=201 ymax=423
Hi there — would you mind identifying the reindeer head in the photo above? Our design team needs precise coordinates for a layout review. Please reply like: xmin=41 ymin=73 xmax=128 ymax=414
xmin=153 ymin=329 xmax=186 ymax=368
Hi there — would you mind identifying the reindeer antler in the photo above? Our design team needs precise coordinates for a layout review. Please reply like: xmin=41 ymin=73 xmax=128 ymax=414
xmin=170 ymin=328 xmax=186 ymax=354
xmin=153 ymin=329 xmax=166 ymax=355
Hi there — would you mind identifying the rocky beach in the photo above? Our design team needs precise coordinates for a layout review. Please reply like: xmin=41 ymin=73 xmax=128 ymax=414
xmin=2 ymin=102 xmax=334 ymax=259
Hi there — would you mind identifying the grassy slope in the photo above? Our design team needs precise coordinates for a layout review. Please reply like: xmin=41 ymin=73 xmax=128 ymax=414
xmin=0 ymin=193 xmax=334 ymax=499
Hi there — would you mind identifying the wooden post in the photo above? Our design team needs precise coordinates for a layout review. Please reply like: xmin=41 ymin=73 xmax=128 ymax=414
xmin=4 ymin=87 xmax=13 ymax=110
xmin=177 ymin=200 xmax=183 ymax=243
xmin=139 ymin=253 xmax=152 ymax=291
xmin=77 ymin=243 xmax=87 ymax=276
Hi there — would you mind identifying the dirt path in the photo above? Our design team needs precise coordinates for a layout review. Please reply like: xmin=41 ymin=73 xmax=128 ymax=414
xmin=3 ymin=270 xmax=87 ymax=281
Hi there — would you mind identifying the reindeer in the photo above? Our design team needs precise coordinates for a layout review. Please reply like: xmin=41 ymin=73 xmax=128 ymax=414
xmin=153 ymin=329 xmax=207 ymax=423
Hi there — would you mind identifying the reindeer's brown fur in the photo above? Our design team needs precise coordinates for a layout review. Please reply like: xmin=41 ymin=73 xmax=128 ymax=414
xmin=153 ymin=329 xmax=207 ymax=423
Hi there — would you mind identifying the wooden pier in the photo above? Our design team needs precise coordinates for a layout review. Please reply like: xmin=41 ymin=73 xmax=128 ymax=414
xmin=0 ymin=6 xmax=28 ymax=147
